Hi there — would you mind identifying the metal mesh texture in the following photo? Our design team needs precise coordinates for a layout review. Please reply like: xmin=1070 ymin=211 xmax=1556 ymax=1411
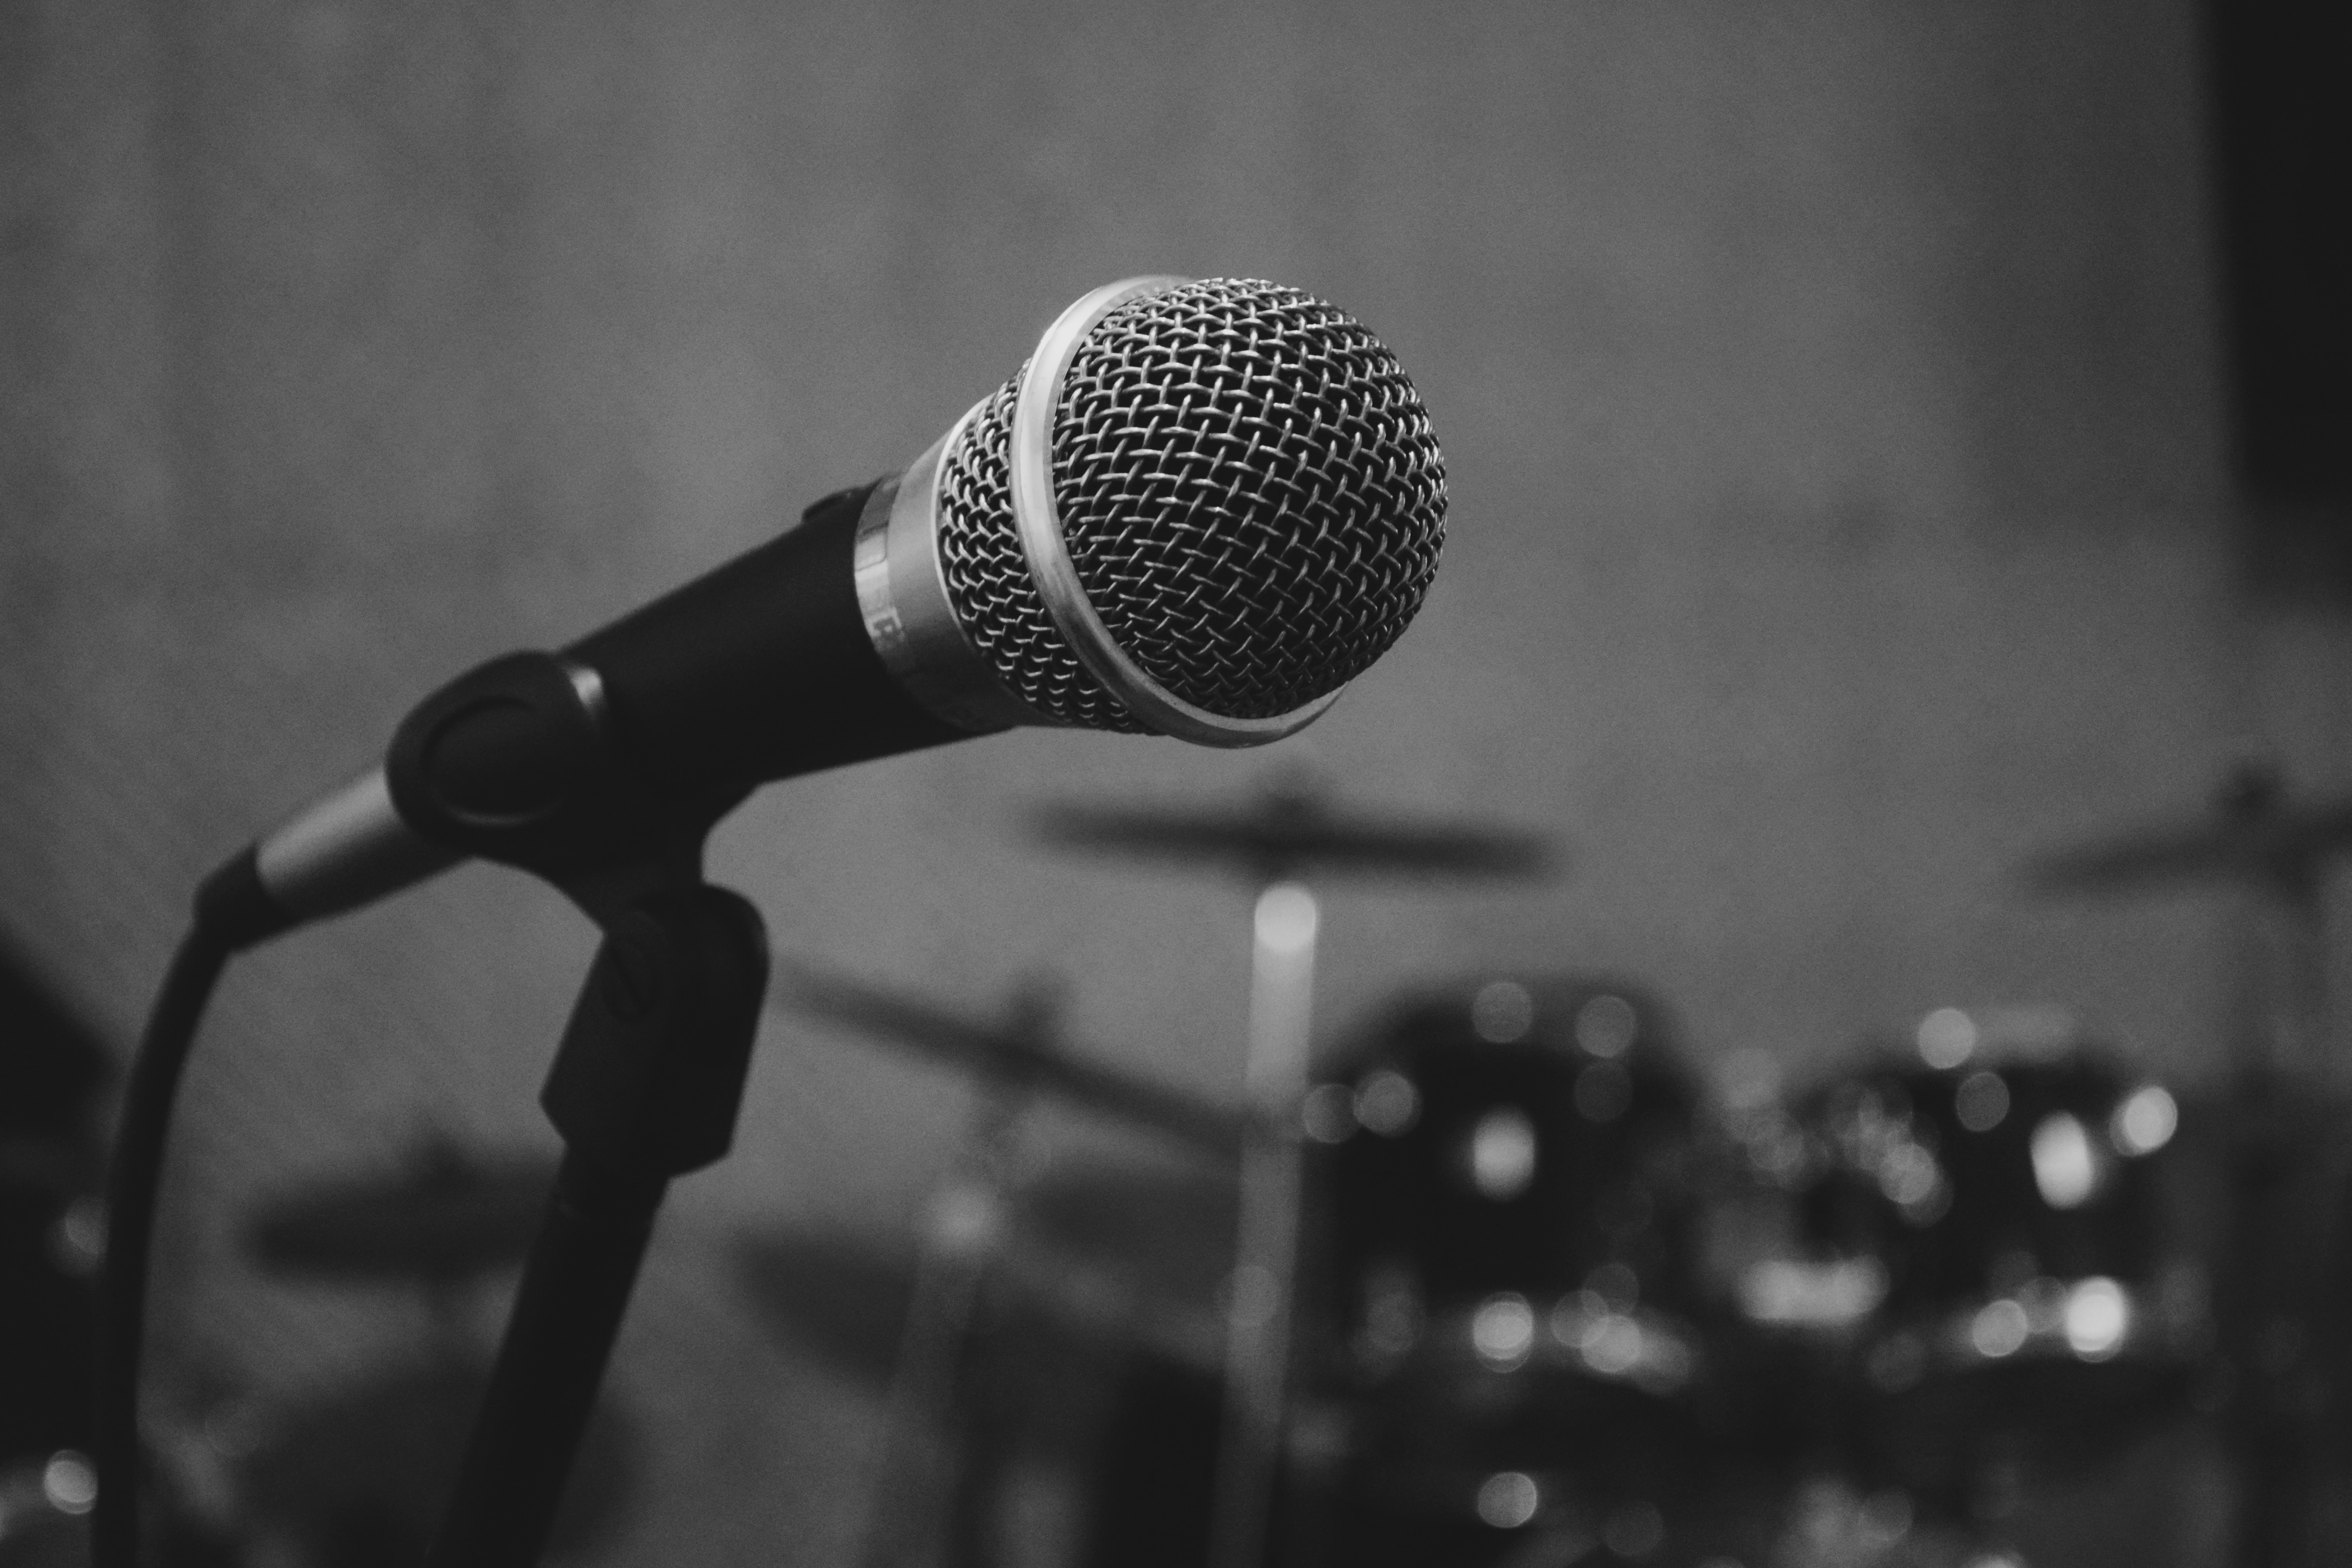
xmin=933 ymin=278 xmax=1447 ymax=730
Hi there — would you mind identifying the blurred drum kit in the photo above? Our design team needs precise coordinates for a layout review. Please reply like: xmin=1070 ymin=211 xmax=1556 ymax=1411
xmin=717 ymin=765 xmax=2352 ymax=1568
xmin=5 ymin=767 xmax=2352 ymax=1566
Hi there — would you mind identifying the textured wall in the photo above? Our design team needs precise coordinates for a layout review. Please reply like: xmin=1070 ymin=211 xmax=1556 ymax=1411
xmin=4 ymin=0 xmax=2331 ymax=1560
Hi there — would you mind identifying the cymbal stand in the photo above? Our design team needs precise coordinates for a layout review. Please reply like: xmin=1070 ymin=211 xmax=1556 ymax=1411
xmin=2215 ymin=769 xmax=2337 ymax=1568
xmin=1205 ymin=877 xmax=1319 ymax=1568
xmin=2247 ymin=867 xmax=2331 ymax=1076
xmin=2225 ymin=765 xmax=2335 ymax=1076
xmin=854 ymin=1082 xmax=1034 ymax=1568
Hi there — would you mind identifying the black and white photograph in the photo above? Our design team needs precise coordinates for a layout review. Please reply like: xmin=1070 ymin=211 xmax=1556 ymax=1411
xmin=3 ymin=2 xmax=2349 ymax=1564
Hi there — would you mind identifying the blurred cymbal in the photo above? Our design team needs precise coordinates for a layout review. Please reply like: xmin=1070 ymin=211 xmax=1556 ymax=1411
xmin=245 ymin=1145 xmax=554 ymax=1283
xmin=1015 ymin=1163 xmax=1234 ymax=1327
xmin=1031 ymin=790 xmax=1557 ymax=882
xmin=775 ymin=961 xmax=1243 ymax=1159
xmin=731 ymin=1227 xmax=924 ymax=1385
xmin=239 ymin=1356 xmax=635 ymax=1565
xmin=2022 ymin=768 xmax=2352 ymax=896
xmin=733 ymin=1163 xmax=1234 ymax=1382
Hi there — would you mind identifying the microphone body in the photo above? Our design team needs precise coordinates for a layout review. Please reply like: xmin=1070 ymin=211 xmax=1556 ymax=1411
xmin=245 ymin=275 xmax=1446 ymax=938
xmin=253 ymin=482 xmax=957 ymax=927
xmin=573 ymin=481 xmax=968 ymax=795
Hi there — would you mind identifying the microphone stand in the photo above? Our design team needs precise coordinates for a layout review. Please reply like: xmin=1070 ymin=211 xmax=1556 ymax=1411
xmin=290 ymin=644 xmax=786 ymax=1565
xmin=423 ymin=865 xmax=769 ymax=1568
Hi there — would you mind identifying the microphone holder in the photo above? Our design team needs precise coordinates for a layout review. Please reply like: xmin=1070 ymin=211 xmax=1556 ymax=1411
xmin=368 ymin=644 xmax=786 ymax=1566
xmin=423 ymin=866 xmax=769 ymax=1568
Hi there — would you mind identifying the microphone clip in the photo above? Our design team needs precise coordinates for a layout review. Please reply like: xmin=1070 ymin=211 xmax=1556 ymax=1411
xmin=384 ymin=649 xmax=753 ymax=926
xmin=429 ymin=878 xmax=769 ymax=1566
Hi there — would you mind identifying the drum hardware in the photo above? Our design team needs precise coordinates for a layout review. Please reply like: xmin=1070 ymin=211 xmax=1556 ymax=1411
xmin=2020 ymin=761 xmax=2352 ymax=1566
xmin=1035 ymin=780 xmax=1559 ymax=1568
xmin=1699 ymin=1023 xmax=2249 ymax=1568
xmin=1287 ymin=975 xmax=1716 ymax=1568
xmin=854 ymin=1060 xmax=1037 ymax=1568
xmin=731 ymin=1170 xmax=1235 ymax=1391
xmin=1762 ymin=1025 xmax=2208 ymax=1565
xmin=2172 ymin=1074 xmax=2352 ymax=1568
xmin=2019 ymin=761 xmax=2352 ymax=896
xmin=732 ymin=1159 xmax=1238 ymax=1568
xmin=772 ymin=960 xmax=1244 ymax=1160
xmin=2020 ymin=759 xmax=2352 ymax=1071
xmin=768 ymin=956 xmax=1265 ymax=1568
xmin=771 ymin=963 xmax=1238 ymax=1566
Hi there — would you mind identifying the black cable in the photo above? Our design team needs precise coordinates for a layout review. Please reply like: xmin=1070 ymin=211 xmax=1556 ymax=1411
xmin=93 ymin=923 xmax=228 ymax=1566
xmin=94 ymin=849 xmax=289 ymax=1568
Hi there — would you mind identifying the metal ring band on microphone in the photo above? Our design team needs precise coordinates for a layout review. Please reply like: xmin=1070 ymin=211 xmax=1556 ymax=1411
xmin=1008 ymin=277 xmax=1343 ymax=748
xmin=855 ymin=403 xmax=1045 ymax=733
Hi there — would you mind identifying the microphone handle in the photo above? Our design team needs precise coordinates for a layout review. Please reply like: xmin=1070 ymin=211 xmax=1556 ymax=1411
xmin=251 ymin=481 xmax=979 ymax=930
xmin=561 ymin=480 xmax=969 ymax=802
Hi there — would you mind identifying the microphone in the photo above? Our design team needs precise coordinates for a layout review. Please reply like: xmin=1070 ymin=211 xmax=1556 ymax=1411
xmin=232 ymin=276 xmax=1448 ymax=940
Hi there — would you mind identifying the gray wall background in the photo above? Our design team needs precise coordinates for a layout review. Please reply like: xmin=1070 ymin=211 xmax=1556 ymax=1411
xmin=6 ymin=0 xmax=2350 ymax=1560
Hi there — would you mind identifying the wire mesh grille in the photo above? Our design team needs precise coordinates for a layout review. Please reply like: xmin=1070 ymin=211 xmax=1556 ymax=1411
xmin=935 ymin=278 xmax=1447 ymax=731
xmin=935 ymin=370 xmax=1150 ymax=731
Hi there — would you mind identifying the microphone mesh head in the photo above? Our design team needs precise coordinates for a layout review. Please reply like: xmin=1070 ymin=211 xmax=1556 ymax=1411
xmin=935 ymin=278 xmax=1447 ymax=731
